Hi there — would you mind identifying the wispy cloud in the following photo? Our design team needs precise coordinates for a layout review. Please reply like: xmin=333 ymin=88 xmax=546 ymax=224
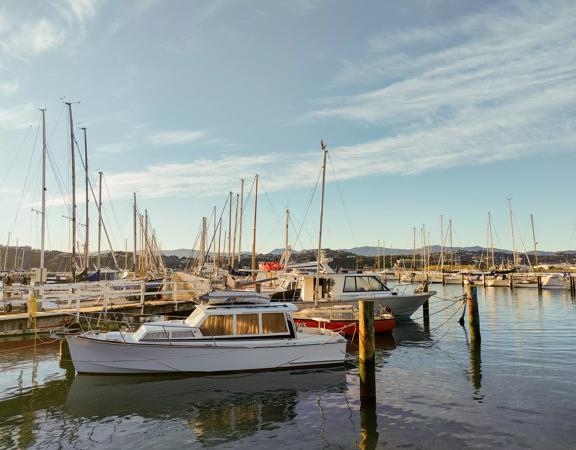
xmin=0 ymin=80 xmax=18 ymax=95
xmin=147 ymin=130 xmax=208 ymax=146
xmin=0 ymin=0 xmax=104 ymax=62
xmin=98 ymin=127 xmax=216 ymax=154
xmin=0 ymin=103 xmax=37 ymax=130
xmin=305 ymin=0 xmax=576 ymax=174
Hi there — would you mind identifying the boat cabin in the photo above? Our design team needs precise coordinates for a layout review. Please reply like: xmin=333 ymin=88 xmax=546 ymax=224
xmin=125 ymin=300 xmax=298 ymax=343
xmin=300 ymin=273 xmax=395 ymax=302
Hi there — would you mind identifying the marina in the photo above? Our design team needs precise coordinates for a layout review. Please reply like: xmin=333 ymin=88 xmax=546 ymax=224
xmin=2 ymin=1 xmax=576 ymax=448
xmin=1 ymin=284 xmax=575 ymax=448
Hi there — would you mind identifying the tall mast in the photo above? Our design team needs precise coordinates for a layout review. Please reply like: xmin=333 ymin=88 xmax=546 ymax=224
xmin=314 ymin=141 xmax=328 ymax=306
xmin=228 ymin=191 xmax=232 ymax=267
xmin=81 ymin=127 xmax=89 ymax=270
xmin=412 ymin=227 xmax=416 ymax=270
xmin=376 ymin=240 xmax=381 ymax=271
xmin=530 ymin=213 xmax=539 ymax=269
xmin=66 ymin=102 xmax=77 ymax=281
xmin=132 ymin=192 xmax=137 ymax=273
xmin=508 ymin=198 xmax=518 ymax=267
xmin=238 ymin=179 xmax=244 ymax=267
xmin=284 ymin=208 xmax=289 ymax=267
xmin=199 ymin=216 xmax=206 ymax=269
xmin=251 ymin=174 xmax=259 ymax=281
xmin=439 ymin=214 xmax=444 ymax=271
xmin=97 ymin=172 xmax=103 ymax=268
xmin=449 ymin=219 xmax=453 ymax=267
xmin=383 ymin=241 xmax=386 ymax=270
xmin=124 ymin=238 xmax=128 ymax=271
xmin=144 ymin=209 xmax=149 ymax=272
xmin=39 ymin=108 xmax=47 ymax=277
xmin=3 ymin=232 xmax=10 ymax=272
xmin=488 ymin=211 xmax=496 ymax=267
xmin=232 ymin=193 xmax=239 ymax=267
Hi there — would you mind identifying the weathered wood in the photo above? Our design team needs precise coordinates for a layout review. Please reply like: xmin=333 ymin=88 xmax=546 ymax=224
xmin=422 ymin=281 xmax=430 ymax=329
xmin=359 ymin=300 xmax=375 ymax=400
xmin=466 ymin=284 xmax=481 ymax=342
xmin=537 ymin=275 xmax=542 ymax=293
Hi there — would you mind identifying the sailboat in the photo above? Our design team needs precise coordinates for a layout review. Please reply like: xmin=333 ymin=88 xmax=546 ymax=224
xmin=291 ymin=142 xmax=434 ymax=321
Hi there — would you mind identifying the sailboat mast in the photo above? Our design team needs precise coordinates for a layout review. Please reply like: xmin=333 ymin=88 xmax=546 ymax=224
xmin=376 ymin=240 xmax=380 ymax=271
xmin=488 ymin=212 xmax=495 ymax=268
xmin=39 ymin=108 xmax=47 ymax=277
xmin=232 ymin=193 xmax=239 ymax=267
xmin=2 ymin=232 xmax=10 ymax=272
xmin=251 ymin=174 xmax=259 ymax=281
xmin=508 ymin=198 xmax=518 ymax=267
xmin=238 ymin=179 xmax=244 ymax=267
xmin=449 ymin=219 xmax=453 ymax=268
xmin=97 ymin=172 xmax=102 ymax=268
xmin=132 ymin=192 xmax=137 ymax=273
xmin=284 ymin=208 xmax=289 ymax=267
xmin=228 ymin=191 xmax=232 ymax=267
xmin=412 ymin=227 xmax=416 ymax=270
xmin=314 ymin=141 xmax=328 ymax=306
xmin=80 ymin=127 xmax=89 ymax=271
xmin=530 ymin=213 xmax=539 ymax=269
xmin=66 ymin=102 xmax=77 ymax=281
xmin=439 ymin=214 xmax=444 ymax=271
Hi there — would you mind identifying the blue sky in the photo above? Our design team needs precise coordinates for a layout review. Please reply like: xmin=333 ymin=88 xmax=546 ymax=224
xmin=1 ymin=0 xmax=576 ymax=254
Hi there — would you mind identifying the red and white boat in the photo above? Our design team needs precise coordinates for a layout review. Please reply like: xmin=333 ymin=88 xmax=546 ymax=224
xmin=293 ymin=304 xmax=396 ymax=336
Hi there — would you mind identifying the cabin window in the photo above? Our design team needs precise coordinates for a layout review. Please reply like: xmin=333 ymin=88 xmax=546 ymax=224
xmin=200 ymin=315 xmax=234 ymax=336
xmin=356 ymin=277 xmax=371 ymax=292
xmin=261 ymin=313 xmax=288 ymax=334
xmin=368 ymin=277 xmax=384 ymax=291
xmin=144 ymin=331 xmax=169 ymax=340
xmin=343 ymin=277 xmax=356 ymax=292
xmin=236 ymin=313 xmax=260 ymax=335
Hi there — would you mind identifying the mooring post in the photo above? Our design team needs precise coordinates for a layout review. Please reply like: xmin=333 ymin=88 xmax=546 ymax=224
xmin=359 ymin=299 xmax=378 ymax=449
xmin=537 ymin=275 xmax=542 ymax=294
xmin=482 ymin=273 xmax=486 ymax=287
xmin=139 ymin=280 xmax=146 ymax=305
xmin=509 ymin=274 xmax=514 ymax=290
xmin=465 ymin=284 xmax=481 ymax=343
xmin=422 ymin=281 xmax=430 ymax=330
xmin=442 ymin=273 xmax=446 ymax=286
xmin=461 ymin=273 xmax=465 ymax=286
xmin=570 ymin=275 xmax=576 ymax=297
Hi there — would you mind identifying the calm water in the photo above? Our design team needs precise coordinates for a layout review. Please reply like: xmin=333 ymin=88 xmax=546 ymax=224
xmin=1 ymin=285 xmax=575 ymax=449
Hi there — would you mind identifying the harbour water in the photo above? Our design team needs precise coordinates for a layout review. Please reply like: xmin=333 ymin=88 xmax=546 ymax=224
xmin=1 ymin=284 xmax=575 ymax=449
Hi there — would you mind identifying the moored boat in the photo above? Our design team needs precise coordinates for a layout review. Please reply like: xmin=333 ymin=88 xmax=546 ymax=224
xmin=66 ymin=292 xmax=348 ymax=374
xmin=293 ymin=304 xmax=395 ymax=336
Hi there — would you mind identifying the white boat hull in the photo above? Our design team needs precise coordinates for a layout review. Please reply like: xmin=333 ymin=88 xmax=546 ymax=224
xmin=66 ymin=332 xmax=347 ymax=374
xmin=296 ymin=291 xmax=434 ymax=320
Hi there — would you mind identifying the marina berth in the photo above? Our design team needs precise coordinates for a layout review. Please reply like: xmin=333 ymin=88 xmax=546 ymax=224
xmin=66 ymin=292 xmax=348 ymax=374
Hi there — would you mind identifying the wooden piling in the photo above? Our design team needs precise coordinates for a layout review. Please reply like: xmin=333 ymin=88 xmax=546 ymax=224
xmin=509 ymin=274 xmax=514 ymax=290
xmin=442 ymin=274 xmax=446 ymax=286
xmin=465 ymin=284 xmax=481 ymax=342
xmin=359 ymin=299 xmax=378 ymax=449
xmin=537 ymin=275 xmax=542 ymax=293
xmin=461 ymin=273 xmax=465 ymax=286
xmin=359 ymin=300 xmax=376 ymax=401
xmin=570 ymin=275 xmax=576 ymax=297
xmin=422 ymin=281 xmax=430 ymax=330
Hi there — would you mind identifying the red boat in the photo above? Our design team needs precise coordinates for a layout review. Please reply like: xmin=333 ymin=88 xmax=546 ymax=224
xmin=293 ymin=305 xmax=396 ymax=336
xmin=259 ymin=261 xmax=284 ymax=271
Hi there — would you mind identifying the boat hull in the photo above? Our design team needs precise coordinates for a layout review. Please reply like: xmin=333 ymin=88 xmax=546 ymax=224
xmin=66 ymin=333 xmax=347 ymax=374
xmin=295 ymin=292 xmax=434 ymax=320
xmin=294 ymin=318 xmax=395 ymax=335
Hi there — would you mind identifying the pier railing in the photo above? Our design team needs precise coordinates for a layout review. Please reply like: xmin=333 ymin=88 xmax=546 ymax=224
xmin=0 ymin=277 xmax=211 ymax=319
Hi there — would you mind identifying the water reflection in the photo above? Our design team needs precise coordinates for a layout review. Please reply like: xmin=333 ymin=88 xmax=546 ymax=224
xmin=65 ymin=368 xmax=347 ymax=446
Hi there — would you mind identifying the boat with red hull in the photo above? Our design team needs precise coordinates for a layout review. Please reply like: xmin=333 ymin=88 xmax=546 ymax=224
xmin=293 ymin=305 xmax=395 ymax=336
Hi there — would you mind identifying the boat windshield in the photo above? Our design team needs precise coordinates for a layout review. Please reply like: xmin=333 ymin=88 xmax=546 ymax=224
xmin=343 ymin=276 xmax=390 ymax=292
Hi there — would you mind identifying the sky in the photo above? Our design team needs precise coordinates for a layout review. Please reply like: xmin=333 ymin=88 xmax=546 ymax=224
xmin=1 ymin=0 xmax=576 ymax=255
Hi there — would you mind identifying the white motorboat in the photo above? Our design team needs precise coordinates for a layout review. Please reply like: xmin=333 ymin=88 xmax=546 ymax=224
xmin=297 ymin=272 xmax=435 ymax=320
xmin=66 ymin=292 xmax=348 ymax=374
